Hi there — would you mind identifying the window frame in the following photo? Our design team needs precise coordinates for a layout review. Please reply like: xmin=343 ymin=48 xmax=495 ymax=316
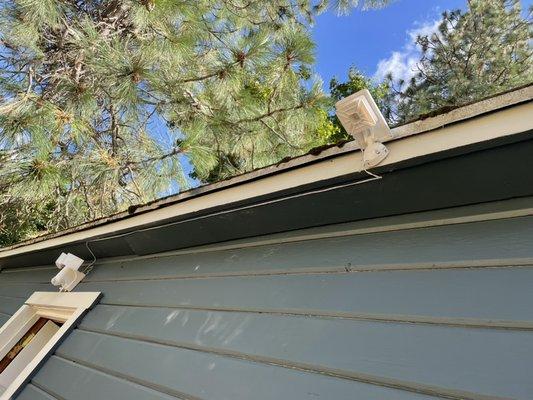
xmin=0 ymin=291 xmax=101 ymax=399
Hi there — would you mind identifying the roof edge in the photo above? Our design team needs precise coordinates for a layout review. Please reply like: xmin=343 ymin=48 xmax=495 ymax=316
xmin=1 ymin=85 xmax=532 ymax=256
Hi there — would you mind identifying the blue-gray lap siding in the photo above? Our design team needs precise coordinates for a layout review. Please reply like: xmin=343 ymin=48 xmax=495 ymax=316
xmin=2 ymin=213 xmax=533 ymax=400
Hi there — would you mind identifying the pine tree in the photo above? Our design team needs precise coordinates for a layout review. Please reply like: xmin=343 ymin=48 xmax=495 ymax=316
xmin=0 ymin=0 xmax=388 ymax=242
xmin=393 ymin=0 xmax=532 ymax=122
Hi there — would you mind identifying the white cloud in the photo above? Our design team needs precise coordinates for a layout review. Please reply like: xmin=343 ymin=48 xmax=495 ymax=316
xmin=374 ymin=51 xmax=419 ymax=83
xmin=374 ymin=19 xmax=440 ymax=83
xmin=408 ymin=19 xmax=441 ymax=42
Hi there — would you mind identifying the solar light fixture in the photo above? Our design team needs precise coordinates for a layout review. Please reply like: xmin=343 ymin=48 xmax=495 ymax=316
xmin=335 ymin=89 xmax=393 ymax=169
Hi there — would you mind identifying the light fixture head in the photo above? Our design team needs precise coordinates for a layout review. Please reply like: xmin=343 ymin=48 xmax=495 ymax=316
xmin=52 ymin=252 xmax=85 ymax=291
xmin=55 ymin=252 xmax=84 ymax=270
xmin=335 ymin=95 xmax=377 ymax=135
xmin=335 ymin=89 xmax=393 ymax=169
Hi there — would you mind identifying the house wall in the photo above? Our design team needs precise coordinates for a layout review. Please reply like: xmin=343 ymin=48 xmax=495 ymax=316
xmin=2 ymin=199 xmax=533 ymax=400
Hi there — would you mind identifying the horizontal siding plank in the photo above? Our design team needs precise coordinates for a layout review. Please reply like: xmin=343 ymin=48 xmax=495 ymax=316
xmin=0 ymin=295 xmax=24 ymax=315
xmin=80 ymin=304 xmax=533 ymax=400
xmin=0 ymin=313 xmax=10 ymax=326
xmin=86 ymin=216 xmax=533 ymax=282
xmin=0 ymin=283 xmax=53 ymax=298
xmin=16 ymin=384 xmax=58 ymax=400
xmin=30 ymin=356 xmax=181 ymax=400
xmin=79 ymin=266 xmax=533 ymax=321
xmin=57 ymin=330 xmax=443 ymax=400
xmin=0 ymin=268 xmax=56 ymax=283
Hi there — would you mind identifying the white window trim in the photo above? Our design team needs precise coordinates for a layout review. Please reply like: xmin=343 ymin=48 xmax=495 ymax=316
xmin=0 ymin=291 xmax=101 ymax=399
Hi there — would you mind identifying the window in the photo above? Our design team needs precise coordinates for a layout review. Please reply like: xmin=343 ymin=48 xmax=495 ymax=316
xmin=0 ymin=292 xmax=100 ymax=399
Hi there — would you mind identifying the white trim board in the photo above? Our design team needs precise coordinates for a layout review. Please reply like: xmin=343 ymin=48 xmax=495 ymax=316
xmin=0 ymin=292 xmax=101 ymax=400
xmin=0 ymin=320 xmax=60 ymax=388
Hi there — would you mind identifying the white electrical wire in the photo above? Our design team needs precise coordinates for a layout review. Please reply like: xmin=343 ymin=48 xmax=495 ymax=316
xmin=83 ymin=241 xmax=97 ymax=275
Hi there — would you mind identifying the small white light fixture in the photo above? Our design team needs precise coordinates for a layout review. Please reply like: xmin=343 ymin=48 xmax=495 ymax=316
xmin=335 ymin=89 xmax=393 ymax=169
xmin=51 ymin=253 xmax=85 ymax=292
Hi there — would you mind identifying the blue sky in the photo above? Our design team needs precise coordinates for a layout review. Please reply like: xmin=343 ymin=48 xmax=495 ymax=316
xmin=312 ymin=0 xmax=532 ymax=89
